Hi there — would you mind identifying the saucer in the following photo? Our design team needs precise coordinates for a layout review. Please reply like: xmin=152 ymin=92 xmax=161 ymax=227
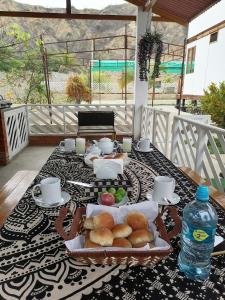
xmin=146 ymin=191 xmax=180 ymax=206
xmin=134 ymin=146 xmax=153 ymax=153
xmin=34 ymin=191 xmax=71 ymax=208
xmin=97 ymin=195 xmax=129 ymax=207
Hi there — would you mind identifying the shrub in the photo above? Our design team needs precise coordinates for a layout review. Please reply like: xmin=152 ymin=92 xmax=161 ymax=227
xmin=201 ymin=82 xmax=225 ymax=128
xmin=66 ymin=75 xmax=91 ymax=104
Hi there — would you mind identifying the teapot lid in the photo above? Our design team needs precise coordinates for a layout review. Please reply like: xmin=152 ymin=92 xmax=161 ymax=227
xmin=99 ymin=137 xmax=111 ymax=142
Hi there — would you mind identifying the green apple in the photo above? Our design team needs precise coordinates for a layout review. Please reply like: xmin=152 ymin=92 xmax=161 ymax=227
xmin=115 ymin=192 xmax=124 ymax=203
xmin=108 ymin=187 xmax=116 ymax=195
xmin=117 ymin=187 xmax=126 ymax=197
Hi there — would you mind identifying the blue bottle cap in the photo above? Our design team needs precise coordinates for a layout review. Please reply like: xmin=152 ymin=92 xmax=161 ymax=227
xmin=196 ymin=185 xmax=209 ymax=202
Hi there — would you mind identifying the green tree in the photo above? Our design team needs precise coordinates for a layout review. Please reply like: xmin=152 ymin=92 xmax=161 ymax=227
xmin=201 ymin=82 xmax=225 ymax=128
xmin=118 ymin=70 xmax=134 ymax=90
xmin=48 ymin=54 xmax=79 ymax=73
xmin=92 ymin=71 xmax=108 ymax=84
xmin=1 ymin=24 xmax=47 ymax=104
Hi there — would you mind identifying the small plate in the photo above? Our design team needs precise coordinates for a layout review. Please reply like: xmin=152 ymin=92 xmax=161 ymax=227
xmin=134 ymin=146 xmax=153 ymax=153
xmin=35 ymin=191 xmax=71 ymax=208
xmin=146 ymin=192 xmax=180 ymax=206
xmin=97 ymin=194 xmax=129 ymax=207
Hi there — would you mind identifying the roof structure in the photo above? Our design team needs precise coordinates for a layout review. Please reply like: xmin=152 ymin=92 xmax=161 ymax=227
xmin=126 ymin=0 xmax=220 ymax=25
xmin=0 ymin=0 xmax=220 ymax=25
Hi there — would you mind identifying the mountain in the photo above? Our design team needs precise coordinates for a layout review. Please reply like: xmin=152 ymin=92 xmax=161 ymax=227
xmin=0 ymin=0 xmax=187 ymax=59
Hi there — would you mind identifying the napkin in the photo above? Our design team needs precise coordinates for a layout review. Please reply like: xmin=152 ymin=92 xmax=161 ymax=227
xmin=93 ymin=159 xmax=123 ymax=179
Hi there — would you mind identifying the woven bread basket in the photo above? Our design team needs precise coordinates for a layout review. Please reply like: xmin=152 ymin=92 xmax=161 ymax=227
xmin=56 ymin=206 xmax=181 ymax=267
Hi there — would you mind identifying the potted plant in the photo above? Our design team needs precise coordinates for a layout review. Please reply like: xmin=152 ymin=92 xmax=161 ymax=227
xmin=138 ymin=32 xmax=163 ymax=81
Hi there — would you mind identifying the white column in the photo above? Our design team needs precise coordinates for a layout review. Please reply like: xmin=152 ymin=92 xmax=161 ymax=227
xmin=133 ymin=7 xmax=151 ymax=139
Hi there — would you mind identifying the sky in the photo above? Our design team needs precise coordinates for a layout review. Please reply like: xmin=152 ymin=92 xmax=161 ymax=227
xmin=14 ymin=0 xmax=125 ymax=10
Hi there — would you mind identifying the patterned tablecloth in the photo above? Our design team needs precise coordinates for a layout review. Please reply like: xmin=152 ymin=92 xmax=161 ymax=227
xmin=0 ymin=145 xmax=225 ymax=300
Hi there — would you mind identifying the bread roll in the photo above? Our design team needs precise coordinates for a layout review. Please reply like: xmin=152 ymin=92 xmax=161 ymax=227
xmin=84 ymin=217 xmax=94 ymax=230
xmin=93 ymin=212 xmax=114 ymax=229
xmin=126 ymin=211 xmax=148 ymax=230
xmin=90 ymin=228 xmax=114 ymax=246
xmin=112 ymin=238 xmax=132 ymax=248
xmin=84 ymin=238 xmax=101 ymax=248
xmin=128 ymin=229 xmax=154 ymax=246
xmin=112 ymin=224 xmax=132 ymax=238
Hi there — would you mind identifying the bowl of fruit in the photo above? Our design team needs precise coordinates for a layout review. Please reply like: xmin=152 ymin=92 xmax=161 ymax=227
xmin=97 ymin=187 xmax=128 ymax=207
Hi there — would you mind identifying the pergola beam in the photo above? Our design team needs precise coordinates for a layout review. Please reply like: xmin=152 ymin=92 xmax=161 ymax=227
xmin=66 ymin=0 xmax=71 ymax=15
xmin=0 ymin=11 xmax=136 ymax=21
xmin=0 ymin=11 xmax=174 ymax=22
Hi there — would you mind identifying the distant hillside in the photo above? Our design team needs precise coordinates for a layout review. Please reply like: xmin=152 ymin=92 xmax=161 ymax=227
xmin=0 ymin=0 xmax=187 ymax=58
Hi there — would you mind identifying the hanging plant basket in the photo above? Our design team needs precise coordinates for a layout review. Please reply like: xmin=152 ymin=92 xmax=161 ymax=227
xmin=138 ymin=32 xmax=163 ymax=81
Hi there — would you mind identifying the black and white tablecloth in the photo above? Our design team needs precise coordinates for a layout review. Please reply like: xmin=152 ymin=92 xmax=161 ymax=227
xmin=0 ymin=145 xmax=225 ymax=300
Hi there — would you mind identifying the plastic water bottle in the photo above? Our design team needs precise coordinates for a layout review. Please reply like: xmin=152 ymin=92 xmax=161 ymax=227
xmin=178 ymin=185 xmax=218 ymax=281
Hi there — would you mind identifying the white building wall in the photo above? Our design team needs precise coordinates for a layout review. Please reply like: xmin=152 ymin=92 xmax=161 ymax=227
xmin=188 ymin=0 xmax=225 ymax=37
xmin=204 ymin=28 xmax=225 ymax=87
xmin=183 ymin=0 xmax=225 ymax=96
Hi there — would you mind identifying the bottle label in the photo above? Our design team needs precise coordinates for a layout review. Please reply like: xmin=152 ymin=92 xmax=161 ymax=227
xmin=183 ymin=222 xmax=216 ymax=243
xmin=193 ymin=229 xmax=209 ymax=242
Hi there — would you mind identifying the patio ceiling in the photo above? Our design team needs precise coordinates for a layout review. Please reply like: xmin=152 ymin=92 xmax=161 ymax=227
xmin=0 ymin=0 xmax=220 ymax=25
xmin=126 ymin=0 xmax=220 ymax=25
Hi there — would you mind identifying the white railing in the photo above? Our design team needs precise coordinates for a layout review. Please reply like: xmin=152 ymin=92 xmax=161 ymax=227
xmin=171 ymin=115 xmax=225 ymax=193
xmin=141 ymin=106 xmax=171 ymax=156
xmin=3 ymin=106 xmax=29 ymax=160
xmin=141 ymin=106 xmax=224 ymax=193
xmin=27 ymin=104 xmax=134 ymax=136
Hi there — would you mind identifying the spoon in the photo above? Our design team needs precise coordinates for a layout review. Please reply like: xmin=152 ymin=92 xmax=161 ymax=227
xmin=67 ymin=180 xmax=93 ymax=188
xmin=163 ymin=197 xmax=172 ymax=205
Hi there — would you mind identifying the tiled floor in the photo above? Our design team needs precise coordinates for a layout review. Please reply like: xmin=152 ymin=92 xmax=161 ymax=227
xmin=0 ymin=146 xmax=55 ymax=188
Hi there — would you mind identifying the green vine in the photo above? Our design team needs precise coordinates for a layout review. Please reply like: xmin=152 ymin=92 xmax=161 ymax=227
xmin=138 ymin=32 xmax=163 ymax=81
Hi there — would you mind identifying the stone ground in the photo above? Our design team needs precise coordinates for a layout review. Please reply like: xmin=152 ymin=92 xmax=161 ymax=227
xmin=0 ymin=146 xmax=55 ymax=188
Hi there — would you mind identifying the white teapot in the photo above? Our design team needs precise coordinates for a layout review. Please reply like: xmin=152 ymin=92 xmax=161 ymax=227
xmin=87 ymin=144 xmax=102 ymax=156
xmin=93 ymin=137 xmax=118 ymax=154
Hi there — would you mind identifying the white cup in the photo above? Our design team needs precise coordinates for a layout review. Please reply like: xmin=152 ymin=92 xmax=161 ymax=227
xmin=76 ymin=137 xmax=86 ymax=154
xmin=59 ymin=138 xmax=75 ymax=152
xmin=122 ymin=137 xmax=132 ymax=152
xmin=152 ymin=176 xmax=175 ymax=203
xmin=137 ymin=138 xmax=151 ymax=151
xmin=32 ymin=177 xmax=62 ymax=204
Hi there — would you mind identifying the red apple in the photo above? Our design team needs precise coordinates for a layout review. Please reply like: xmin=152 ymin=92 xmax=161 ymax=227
xmin=100 ymin=193 xmax=115 ymax=206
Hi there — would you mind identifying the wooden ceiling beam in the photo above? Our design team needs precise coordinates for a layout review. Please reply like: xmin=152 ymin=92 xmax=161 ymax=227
xmin=125 ymin=0 xmax=145 ymax=7
xmin=125 ymin=0 xmax=187 ymax=24
xmin=0 ymin=11 xmax=175 ymax=22
xmin=152 ymin=7 xmax=187 ymax=25
xmin=152 ymin=16 xmax=175 ymax=22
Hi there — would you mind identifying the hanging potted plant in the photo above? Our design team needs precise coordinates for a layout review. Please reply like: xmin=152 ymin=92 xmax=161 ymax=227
xmin=138 ymin=32 xmax=163 ymax=81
